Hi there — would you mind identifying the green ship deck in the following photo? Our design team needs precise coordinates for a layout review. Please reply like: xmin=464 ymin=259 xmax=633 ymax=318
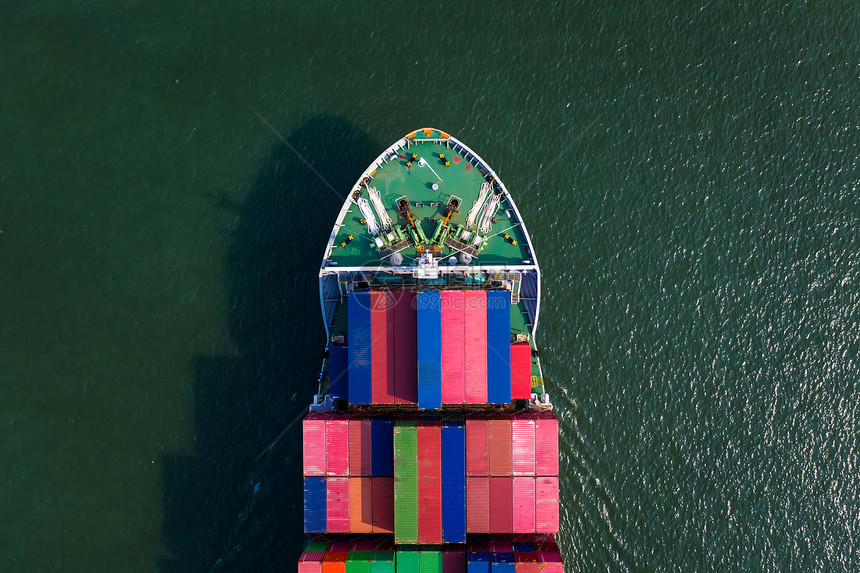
xmin=329 ymin=143 xmax=533 ymax=267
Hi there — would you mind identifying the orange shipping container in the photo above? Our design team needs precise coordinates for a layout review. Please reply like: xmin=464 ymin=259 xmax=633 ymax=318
xmin=348 ymin=477 xmax=373 ymax=533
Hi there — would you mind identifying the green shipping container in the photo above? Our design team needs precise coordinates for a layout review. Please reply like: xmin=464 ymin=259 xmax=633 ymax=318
xmin=370 ymin=552 xmax=395 ymax=573
xmin=304 ymin=541 xmax=329 ymax=553
xmin=346 ymin=552 xmax=372 ymax=573
xmin=395 ymin=551 xmax=420 ymax=573
xmin=419 ymin=551 xmax=442 ymax=573
xmin=394 ymin=423 xmax=418 ymax=543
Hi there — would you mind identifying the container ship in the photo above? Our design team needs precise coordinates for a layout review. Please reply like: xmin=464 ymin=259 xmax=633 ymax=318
xmin=300 ymin=128 xmax=563 ymax=573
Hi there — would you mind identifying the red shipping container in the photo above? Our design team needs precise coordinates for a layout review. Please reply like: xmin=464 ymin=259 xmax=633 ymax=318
xmin=512 ymin=477 xmax=536 ymax=533
xmin=393 ymin=291 xmax=418 ymax=404
xmin=303 ymin=414 xmax=326 ymax=476
xmin=515 ymin=553 xmax=539 ymax=563
xmin=511 ymin=416 xmax=535 ymax=476
xmin=488 ymin=418 xmax=513 ymax=476
xmin=466 ymin=416 xmax=489 ymax=476
xmin=515 ymin=554 xmax=540 ymax=573
xmin=372 ymin=476 xmax=394 ymax=533
xmin=490 ymin=540 xmax=513 ymax=552
xmin=535 ymin=536 xmax=558 ymax=553
xmin=326 ymin=477 xmax=350 ymax=532
xmin=348 ymin=418 xmax=373 ymax=476
xmin=417 ymin=424 xmax=443 ymax=543
xmin=464 ymin=290 xmax=487 ymax=403
xmin=326 ymin=417 xmax=349 ymax=476
xmin=489 ymin=477 xmax=513 ymax=532
xmin=441 ymin=290 xmax=465 ymax=404
xmin=442 ymin=548 xmax=466 ymax=573
xmin=469 ymin=540 xmax=489 ymax=552
xmin=534 ymin=412 xmax=558 ymax=476
xmin=510 ymin=343 xmax=532 ymax=399
xmin=322 ymin=553 xmax=348 ymax=573
xmin=371 ymin=291 xmax=396 ymax=404
xmin=466 ymin=476 xmax=490 ymax=532
xmin=535 ymin=477 xmax=559 ymax=533
xmin=349 ymin=477 xmax=373 ymax=533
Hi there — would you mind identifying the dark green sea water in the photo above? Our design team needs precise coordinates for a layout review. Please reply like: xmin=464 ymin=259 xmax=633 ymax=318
xmin=2 ymin=2 xmax=858 ymax=571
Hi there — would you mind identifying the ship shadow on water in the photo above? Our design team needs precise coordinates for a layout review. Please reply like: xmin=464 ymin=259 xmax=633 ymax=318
xmin=159 ymin=115 xmax=383 ymax=573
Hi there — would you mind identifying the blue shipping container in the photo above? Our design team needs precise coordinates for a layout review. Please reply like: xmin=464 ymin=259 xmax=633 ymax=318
xmin=348 ymin=290 xmax=372 ymax=404
xmin=494 ymin=553 xmax=516 ymax=564
xmin=441 ymin=423 xmax=466 ymax=542
xmin=303 ymin=476 xmax=327 ymax=533
xmin=329 ymin=345 xmax=348 ymax=401
xmin=416 ymin=291 xmax=442 ymax=409
xmin=486 ymin=290 xmax=511 ymax=404
xmin=467 ymin=552 xmax=493 ymax=573
xmin=512 ymin=542 xmax=536 ymax=553
xmin=491 ymin=563 xmax=516 ymax=573
xmin=417 ymin=361 xmax=442 ymax=409
xmin=371 ymin=417 xmax=394 ymax=476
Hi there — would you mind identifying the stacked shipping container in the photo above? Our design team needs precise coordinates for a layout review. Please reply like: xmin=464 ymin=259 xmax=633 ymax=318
xmin=299 ymin=536 xmax=562 ymax=573
xmin=464 ymin=412 xmax=559 ymax=533
xmin=303 ymin=412 xmax=395 ymax=533
xmin=348 ymin=291 xmax=418 ymax=405
xmin=308 ymin=282 xmax=561 ymax=573
xmin=306 ymin=411 xmax=558 ymax=535
xmin=347 ymin=290 xmax=527 ymax=407
xmin=394 ymin=416 xmax=467 ymax=544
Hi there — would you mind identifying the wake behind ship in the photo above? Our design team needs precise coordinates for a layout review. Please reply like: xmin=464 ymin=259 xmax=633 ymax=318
xmin=298 ymin=128 xmax=564 ymax=573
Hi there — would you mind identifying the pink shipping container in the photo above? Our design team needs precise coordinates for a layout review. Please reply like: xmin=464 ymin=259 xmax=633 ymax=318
xmin=534 ymin=411 xmax=558 ymax=476
xmin=441 ymin=291 xmax=465 ymax=404
xmin=417 ymin=424 xmax=443 ymax=543
xmin=348 ymin=418 xmax=373 ymax=476
xmin=326 ymin=477 xmax=350 ymax=532
xmin=466 ymin=477 xmax=490 ymax=532
xmin=464 ymin=290 xmax=487 ymax=403
xmin=443 ymin=548 xmax=466 ymax=573
xmin=303 ymin=413 xmax=326 ymax=476
xmin=372 ymin=477 xmax=394 ymax=533
xmin=510 ymin=342 xmax=533 ymax=399
xmin=370 ymin=291 xmax=396 ymax=404
xmin=489 ymin=477 xmax=513 ymax=532
xmin=515 ymin=553 xmax=540 ymax=573
xmin=537 ymin=552 xmax=563 ymax=573
xmin=299 ymin=551 xmax=325 ymax=573
xmin=535 ymin=477 xmax=559 ymax=533
xmin=512 ymin=477 xmax=536 ymax=533
xmin=326 ymin=417 xmax=349 ymax=476
xmin=488 ymin=418 xmax=512 ymax=476
xmin=511 ymin=415 xmax=535 ymax=476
